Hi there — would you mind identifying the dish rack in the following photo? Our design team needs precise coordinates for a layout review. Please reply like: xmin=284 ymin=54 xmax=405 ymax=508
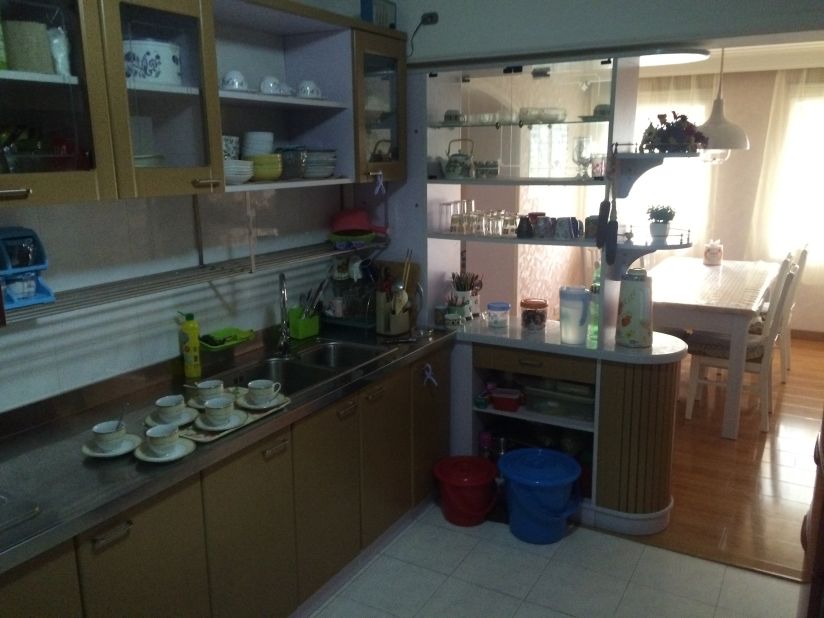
xmin=0 ymin=227 xmax=55 ymax=310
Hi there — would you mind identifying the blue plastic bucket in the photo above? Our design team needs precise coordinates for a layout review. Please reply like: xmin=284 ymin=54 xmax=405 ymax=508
xmin=498 ymin=448 xmax=582 ymax=544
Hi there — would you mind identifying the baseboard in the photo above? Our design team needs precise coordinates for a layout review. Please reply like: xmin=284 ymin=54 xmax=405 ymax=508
xmin=793 ymin=329 xmax=824 ymax=341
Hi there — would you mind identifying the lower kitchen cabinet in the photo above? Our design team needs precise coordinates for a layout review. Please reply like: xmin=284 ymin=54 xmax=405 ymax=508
xmin=411 ymin=346 xmax=452 ymax=505
xmin=0 ymin=541 xmax=82 ymax=617
xmin=201 ymin=427 xmax=297 ymax=618
xmin=360 ymin=368 xmax=412 ymax=546
xmin=293 ymin=395 xmax=361 ymax=601
xmin=74 ymin=476 xmax=210 ymax=618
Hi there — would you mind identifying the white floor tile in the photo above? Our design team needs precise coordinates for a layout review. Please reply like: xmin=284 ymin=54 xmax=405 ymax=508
xmin=312 ymin=595 xmax=396 ymax=617
xmin=383 ymin=521 xmax=479 ymax=574
xmin=416 ymin=502 xmax=489 ymax=537
xmin=452 ymin=539 xmax=549 ymax=599
xmin=716 ymin=567 xmax=800 ymax=618
xmin=615 ymin=582 xmax=716 ymax=618
xmin=526 ymin=560 xmax=628 ymax=617
xmin=338 ymin=554 xmax=445 ymax=618
xmin=513 ymin=601 xmax=576 ymax=617
xmin=551 ymin=526 xmax=644 ymax=580
xmin=472 ymin=519 xmax=564 ymax=560
xmin=631 ymin=545 xmax=726 ymax=606
xmin=417 ymin=577 xmax=522 ymax=618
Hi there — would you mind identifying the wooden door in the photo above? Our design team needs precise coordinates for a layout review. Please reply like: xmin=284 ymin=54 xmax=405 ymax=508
xmin=0 ymin=542 xmax=82 ymax=617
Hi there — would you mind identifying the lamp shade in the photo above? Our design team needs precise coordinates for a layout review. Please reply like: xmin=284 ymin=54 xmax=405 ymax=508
xmin=698 ymin=97 xmax=750 ymax=151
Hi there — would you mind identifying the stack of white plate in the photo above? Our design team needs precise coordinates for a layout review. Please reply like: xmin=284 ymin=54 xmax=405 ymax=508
xmin=303 ymin=149 xmax=336 ymax=179
xmin=241 ymin=131 xmax=274 ymax=158
xmin=224 ymin=159 xmax=253 ymax=185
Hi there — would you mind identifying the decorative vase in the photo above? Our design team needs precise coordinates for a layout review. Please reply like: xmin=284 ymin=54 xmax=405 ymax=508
xmin=649 ymin=221 xmax=670 ymax=242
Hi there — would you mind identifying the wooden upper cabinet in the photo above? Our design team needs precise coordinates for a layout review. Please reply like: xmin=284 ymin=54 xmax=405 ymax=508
xmin=99 ymin=0 xmax=223 ymax=198
xmin=353 ymin=29 xmax=406 ymax=183
xmin=0 ymin=0 xmax=117 ymax=206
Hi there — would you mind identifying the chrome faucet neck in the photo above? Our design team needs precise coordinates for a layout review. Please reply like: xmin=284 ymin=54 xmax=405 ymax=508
xmin=277 ymin=273 xmax=290 ymax=356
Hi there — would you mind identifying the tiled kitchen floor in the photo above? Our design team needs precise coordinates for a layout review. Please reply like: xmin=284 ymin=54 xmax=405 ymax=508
xmin=307 ymin=503 xmax=801 ymax=618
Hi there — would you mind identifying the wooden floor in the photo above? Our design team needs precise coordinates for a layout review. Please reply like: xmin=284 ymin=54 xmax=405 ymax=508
xmin=631 ymin=338 xmax=824 ymax=581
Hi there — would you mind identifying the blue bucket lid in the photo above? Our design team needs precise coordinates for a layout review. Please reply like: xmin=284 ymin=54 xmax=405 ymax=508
xmin=498 ymin=448 xmax=581 ymax=486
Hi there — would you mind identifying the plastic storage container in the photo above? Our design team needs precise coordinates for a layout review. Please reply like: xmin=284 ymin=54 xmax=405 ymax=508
xmin=489 ymin=388 xmax=523 ymax=412
xmin=487 ymin=302 xmax=511 ymax=328
xmin=520 ymin=298 xmax=548 ymax=331
xmin=498 ymin=448 xmax=582 ymax=544
xmin=433 ymin=456 xmax=498 ymax=526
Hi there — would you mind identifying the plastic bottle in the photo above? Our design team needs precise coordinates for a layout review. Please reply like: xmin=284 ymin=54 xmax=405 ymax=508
xmin=178 ymin=312 xmax=201 ymax=380
xmin=586 ymin=261 xmax=601 ymax=349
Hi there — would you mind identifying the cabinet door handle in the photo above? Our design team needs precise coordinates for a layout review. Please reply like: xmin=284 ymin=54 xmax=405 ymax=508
xmin=0 ymin=188 xmax=32 ymax=200
xmin=365 ymin=386 xmax=385 ymax=402
xmin=337 ymin=403 xmax=357 ymax=420
xmin=262 ymin=439 xmax=290 ymax=460
xmin=92 ymin=520 xmax=133 ymax=552
xmin=192 ymin=178 xmax=221 ymax=188
xmin=518 ymin=358 xmax=543 ymax=368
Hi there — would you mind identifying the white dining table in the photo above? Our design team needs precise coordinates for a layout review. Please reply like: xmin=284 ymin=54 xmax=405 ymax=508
xmin=648 ymin=256 xmax=779 ymax=439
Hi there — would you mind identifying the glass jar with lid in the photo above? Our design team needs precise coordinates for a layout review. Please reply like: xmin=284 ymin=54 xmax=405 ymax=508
xmin=520 ymin=298 xmax=548 ymax=331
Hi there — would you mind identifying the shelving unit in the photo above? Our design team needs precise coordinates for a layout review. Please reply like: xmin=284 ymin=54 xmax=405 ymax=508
xmin=0 ymin=70 xmax=80 ymax=86
xmin=219 ymin=90 xmax=348 ymax=110
xmin=474 ymin=406 xmax=594 ymax=433
xmin=428 ymin=177 xmax=605 ymax=187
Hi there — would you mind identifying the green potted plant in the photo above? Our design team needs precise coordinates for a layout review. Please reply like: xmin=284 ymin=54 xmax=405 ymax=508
xmin=647 ymin=205 xmax=675 ymax=241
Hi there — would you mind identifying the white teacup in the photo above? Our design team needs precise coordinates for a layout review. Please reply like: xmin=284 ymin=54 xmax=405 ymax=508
xmin=195 ymin=379 xmax=224 ymax=405
xmin=247 ymin=379 xmax=281 ymax=405
xmin=93 ymin=419 xmax=126 ymax=452
xmin=146 ymin=423 xmax=179 ymax=456
xmin=155 ymin=394 xmax=185 ymax=423
xmin=203 ymin=395 xmax=234 ymax=427
xmin=297 ymin=80 xmax=321 ymax=98
xmin=221 ymin=69 xmax=247 ymax=91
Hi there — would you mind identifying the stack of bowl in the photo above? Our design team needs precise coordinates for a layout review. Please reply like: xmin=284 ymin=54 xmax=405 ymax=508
xmin=278 ymin=147 xmax=307 ymax=179
xmin=304 ymin=149 xmax=336 ymax=179
xmin=224 ymin=159 xmax=253 ymax=185
xmin=246 ymin=153 xmax=282 ymax=181
xmin=241 ymin=131 xmax=274 ymax=158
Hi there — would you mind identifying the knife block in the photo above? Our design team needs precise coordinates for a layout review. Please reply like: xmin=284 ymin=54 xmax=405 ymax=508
xmin=375 ymin=293 xmax=409 ymax=335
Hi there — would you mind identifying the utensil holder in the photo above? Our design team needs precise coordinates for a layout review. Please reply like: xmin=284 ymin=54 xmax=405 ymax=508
xmin=288 ymin=307 xmax=319 ymax=339
xmin=375 ymin=293 xmax=409 ymax=335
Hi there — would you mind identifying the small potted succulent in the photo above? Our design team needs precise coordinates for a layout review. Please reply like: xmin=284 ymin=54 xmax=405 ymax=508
xmin=647 ymin=205 xmax=675 ymax=241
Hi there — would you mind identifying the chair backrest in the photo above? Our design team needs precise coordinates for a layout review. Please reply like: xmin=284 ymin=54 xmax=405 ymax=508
xmin=766 ymin=268 xmax=797 ymax=343
xmin=779 ymin=247 xmax=807 ymax=333
xmin=767 ymin=253 xmax=793 ymax=312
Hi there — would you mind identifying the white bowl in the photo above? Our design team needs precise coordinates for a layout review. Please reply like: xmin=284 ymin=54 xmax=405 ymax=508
xmin=221 ymin=69 xmax=247 ymax=91
xmin=124 ymin=40 xmax=182 ymax=86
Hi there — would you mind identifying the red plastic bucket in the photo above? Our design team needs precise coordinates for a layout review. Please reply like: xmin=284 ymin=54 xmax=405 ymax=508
xmin=433 ymin=456 xmax=498 ymax=526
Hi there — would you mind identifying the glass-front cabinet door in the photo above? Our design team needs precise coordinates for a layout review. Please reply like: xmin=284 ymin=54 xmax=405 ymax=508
xmin=353 ymin=30 xmax=405 ymax=183
xmin=100 ymin=0 xmax=222 ymax=198
xmin=0 ymin=0 xmax=116 ymax=205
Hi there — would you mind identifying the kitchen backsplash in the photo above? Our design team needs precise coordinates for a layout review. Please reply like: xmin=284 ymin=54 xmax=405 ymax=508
xmin=0 ymin=187 xmax=341 ymax=414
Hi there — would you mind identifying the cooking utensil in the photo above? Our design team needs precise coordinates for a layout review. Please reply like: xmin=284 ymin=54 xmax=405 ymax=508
xmin=605 ymin=182 xmax=618 ymax=266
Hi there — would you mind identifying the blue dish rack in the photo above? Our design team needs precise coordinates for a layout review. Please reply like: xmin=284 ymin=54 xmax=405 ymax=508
xmin=0 ymin=227 xmax=55 ymax=310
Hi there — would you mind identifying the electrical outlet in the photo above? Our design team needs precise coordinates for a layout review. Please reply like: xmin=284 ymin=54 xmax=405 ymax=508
xmin=421 ymin=12 xmax=439 ymax=25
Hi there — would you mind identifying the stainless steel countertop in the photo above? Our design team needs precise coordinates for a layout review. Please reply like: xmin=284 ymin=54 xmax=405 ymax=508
xmin=0 ymin=329 xmax=454 ymax=575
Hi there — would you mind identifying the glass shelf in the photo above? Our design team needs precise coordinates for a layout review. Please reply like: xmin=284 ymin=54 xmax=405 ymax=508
xmin=428 ymin=177 xmax=605 ymax=187
xmin=219 ymin=90 xmax=348 ymax=110
xmin=429 ymin=118 xmax=609 ymax=130
xmin=428 ymin=233 xmax=597 ymax=248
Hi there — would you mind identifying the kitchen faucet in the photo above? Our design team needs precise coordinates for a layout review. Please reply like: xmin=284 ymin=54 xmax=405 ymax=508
xmin=276 ymin=272 xmax=291 ymax=357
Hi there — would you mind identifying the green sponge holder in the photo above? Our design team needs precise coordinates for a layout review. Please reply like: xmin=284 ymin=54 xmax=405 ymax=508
xmin=288 ymin=307 xmax=319 ymax=339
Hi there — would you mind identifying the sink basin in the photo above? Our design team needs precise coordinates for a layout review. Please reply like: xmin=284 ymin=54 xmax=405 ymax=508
xmin=0 ymin=492 xmax=40 ymax=534
xmin=216 ymin=358 xmax=337 ymax=395
xmin=296 ymin=341 xmax=395 ymax=370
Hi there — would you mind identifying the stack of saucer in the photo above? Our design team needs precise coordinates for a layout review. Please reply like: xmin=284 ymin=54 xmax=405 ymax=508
xmin=241 ymin=131 xmax=274 ymax=158
xmin=303 ymin=149 xmax=336 ymax=179
xmin=224 ymin=159 xmax=253 ymax=185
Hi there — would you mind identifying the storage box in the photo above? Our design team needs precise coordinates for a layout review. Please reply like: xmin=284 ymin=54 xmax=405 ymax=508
xmin=489 ymin=388 xmax=523 ymax=412
xmin=288 ymin=307 xmax=319 ymax=340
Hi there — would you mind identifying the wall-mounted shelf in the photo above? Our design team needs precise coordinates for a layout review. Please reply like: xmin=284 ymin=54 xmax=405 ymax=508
xmin=612 ymin=151 xmax=699 ymax=198
xmin=428 ymin=177 xmax=605 ymax=187
xmin=3 ymin=241 xmax=386 ymax=325
xmin=429 ymin=118 xmax=609 ymax=130
xmin=428 ymin=233 xmax=597 ymax=248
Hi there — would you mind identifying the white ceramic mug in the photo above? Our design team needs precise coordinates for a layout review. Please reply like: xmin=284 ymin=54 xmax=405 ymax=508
xmin=146 ymin=423 xmax=179 ymax=456
xmin=93 ymin=419 xmax=126 ymax=452
xmin=247 ymin=379 xmax=281 ymax=405
xmin=195 ymin=379 xmax=223 ymax=405
xmin=203 ymin=395 xmax=234 ymax=426
xmin=155 ymin=394 xmax=185 ymax=422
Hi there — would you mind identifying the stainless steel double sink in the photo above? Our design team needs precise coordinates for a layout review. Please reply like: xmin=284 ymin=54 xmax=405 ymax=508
xmin=212 ymin=339 xmax=398 ymax=396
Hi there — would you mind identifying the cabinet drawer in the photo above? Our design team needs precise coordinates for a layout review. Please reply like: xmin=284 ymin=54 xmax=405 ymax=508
xmin=473 ymin=345 xmax=596 ymax=385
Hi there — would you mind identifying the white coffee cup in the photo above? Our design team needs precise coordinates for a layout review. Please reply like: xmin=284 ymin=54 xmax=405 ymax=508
xmin=297 ymin=80 xmax=321 ymax=98
xmin=203 ymin=395 xmax=234 ymax=426
xmin=247 ymin=379 xmax=281 ymax=405
xmin=195 ymin=379 xmax=223 ymax=404
xmin=221 ymin=69 xmax=247 ymax=91
xmin=146 ymin=423 xmax=179 ymax=456
xmin=155 ymin=394 xmax=185 ymax=422
xmin=93 ymin=419 xmax=126 ymax=452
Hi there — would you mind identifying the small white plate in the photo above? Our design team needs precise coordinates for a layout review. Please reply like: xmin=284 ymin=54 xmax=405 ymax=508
xmin=236 ymin=393 xmax=289 ymax=411
xmin=187 ymin=387 xmax=247 ymax=410
xmin=82 ymin=434 xmax=142 ymax=458
xmin=144 ymin=407 xmax=199 ymax=428
xmin=194 ymin=409 xmax=248 ymax=432
xmin=134 ymin=438 xmax=196 ymax=463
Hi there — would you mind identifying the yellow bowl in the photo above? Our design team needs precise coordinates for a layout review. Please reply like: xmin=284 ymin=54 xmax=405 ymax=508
xmin=253 ymin=165 xmax=282 ymax=181
xmin=245 ymin=153 xmax=282 ymax=165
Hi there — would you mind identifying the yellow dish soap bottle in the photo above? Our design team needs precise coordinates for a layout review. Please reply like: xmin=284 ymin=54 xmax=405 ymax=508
xmin=178 ymin=312 xmax=201 ymax=380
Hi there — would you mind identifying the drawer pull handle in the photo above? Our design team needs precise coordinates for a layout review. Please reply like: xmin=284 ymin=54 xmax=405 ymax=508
xmin=92 ymin=520 xmax=133 ymax=552
xmin=365 ymin=386 xmax=385 ymax=402
xmin=263 ymin=440 xmax=290 ymax=460
xmin=337 ymin=403 xmax=357 ymax=419
xmin=518 ymin=358 xmax=543 ymax=368
xmin=0 ymin=188 xmax=32 ymax=200
xmin=192 ymin=178 xmax=221 ymax=188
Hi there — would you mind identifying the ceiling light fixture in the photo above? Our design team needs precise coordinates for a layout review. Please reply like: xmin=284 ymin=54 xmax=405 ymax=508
xmin=698 ymin=48 xmax=750 ymax=164
xmin=638 ymin=48 xmax=710 ymax=67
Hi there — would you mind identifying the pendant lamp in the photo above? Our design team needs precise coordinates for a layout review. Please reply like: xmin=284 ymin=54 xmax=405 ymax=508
xmin=699 ymin=48 xmax=749 ymax=163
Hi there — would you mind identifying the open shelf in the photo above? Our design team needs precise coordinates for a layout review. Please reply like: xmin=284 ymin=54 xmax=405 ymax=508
xmin=429 ymin=118 xmax=609 ymax=130
xmin=224 ymin=177 xmax=353 ymax=192
xmin=4 ymin=241 xmax=385 ymax=324
xmin=0 ymin=69 xmax=79 ymax=85
xmin=474 ymin=405 xmax=594 ymax=433
xmin=126 ymin=81 xmax=201 ymax=96
xmin=428 ymin=232 xmax=597 ymax=248
xmin=428 ymin=177 xmax=606 ymax=187
xmin=219 ymin=90 xmax=348 ymax=110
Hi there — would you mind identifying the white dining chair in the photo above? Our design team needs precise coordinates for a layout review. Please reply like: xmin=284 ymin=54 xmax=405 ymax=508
xmin=778 ymin=246 xmax=807 ymax=383
xmin=685 ymin=268 xmax=796 ymax=432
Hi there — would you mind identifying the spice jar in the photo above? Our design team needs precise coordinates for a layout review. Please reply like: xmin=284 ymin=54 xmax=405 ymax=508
xmin=486 ymin=302 xmax=511 ymax=328
xmin=520 ymin=298 xmax=548 ymax=331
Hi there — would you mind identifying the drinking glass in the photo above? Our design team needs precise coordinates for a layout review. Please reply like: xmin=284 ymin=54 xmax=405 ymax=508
xmin=572 ymin=136 xmax=593 ymax=179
